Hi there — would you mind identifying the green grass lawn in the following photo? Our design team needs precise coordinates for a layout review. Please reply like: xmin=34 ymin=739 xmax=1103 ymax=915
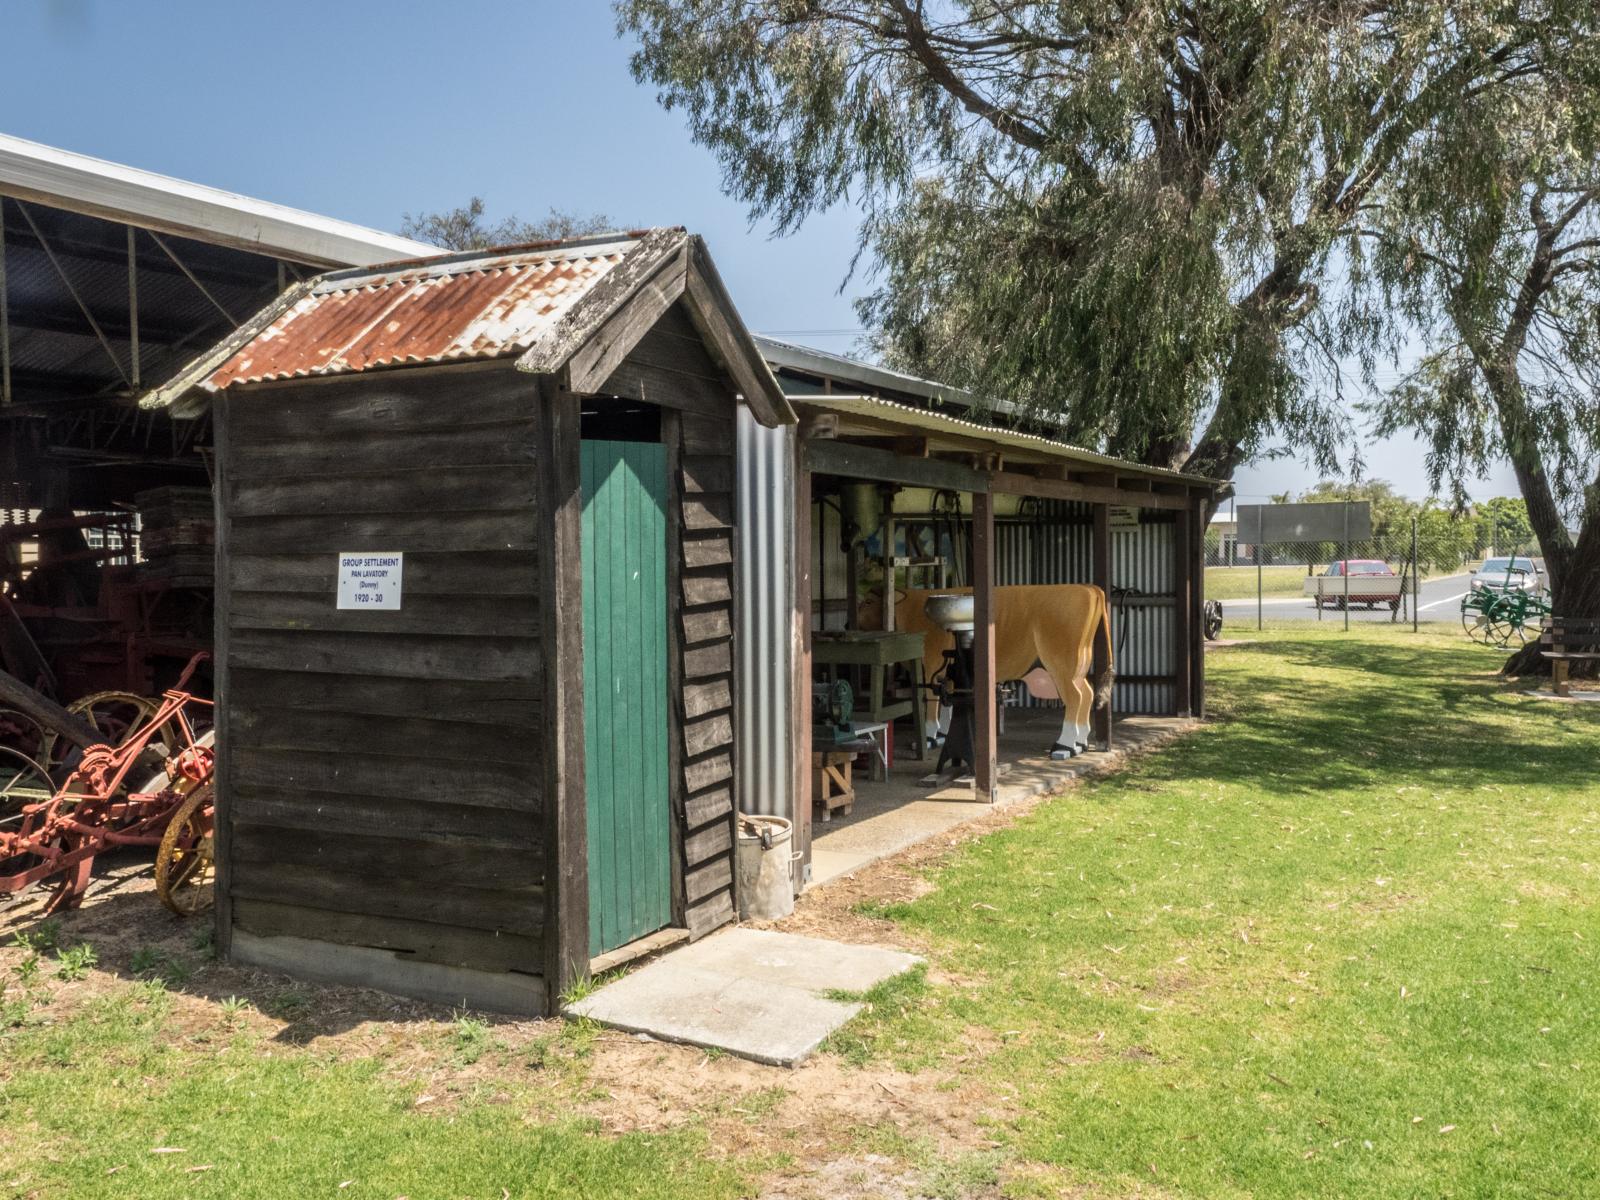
xmin=843 ymin=624 xmax=1599 ymax=1197
xmin=1205 ymin=565 xmax=1312 ymax=599
xmin=2 ymin=624 xmax=1593 ymax=1198
xmin=0 ymin=984 xmax=738 ymax=1200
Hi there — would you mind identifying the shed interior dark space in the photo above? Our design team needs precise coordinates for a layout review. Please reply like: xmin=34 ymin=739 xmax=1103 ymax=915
xmin=0 ymin=203 xmax=317 ymax=727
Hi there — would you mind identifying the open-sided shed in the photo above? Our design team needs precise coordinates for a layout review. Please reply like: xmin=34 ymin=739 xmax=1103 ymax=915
xmin=736 ymin=342 xmax=1222 ymax=887
xmin=154 ymin=229 xmax=793 ymax=1014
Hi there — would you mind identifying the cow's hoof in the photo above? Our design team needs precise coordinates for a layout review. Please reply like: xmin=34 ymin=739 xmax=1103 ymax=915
xmin=1075 ymin=742 xmax=1089 ymax=754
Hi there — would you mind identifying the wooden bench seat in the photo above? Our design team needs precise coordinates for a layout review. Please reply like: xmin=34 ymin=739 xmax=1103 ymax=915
xmin=1539 ymin=617 xmax=1600 ymax=697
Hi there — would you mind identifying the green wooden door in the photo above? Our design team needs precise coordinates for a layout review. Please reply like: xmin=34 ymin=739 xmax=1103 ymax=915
xmin=581 ymin=440 xmax=672 ymax=956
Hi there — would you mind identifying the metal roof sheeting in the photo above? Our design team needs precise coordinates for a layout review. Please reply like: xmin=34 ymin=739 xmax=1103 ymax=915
xmin=756 ymin=334 xmax=978 ymax=407
xmin=206 ymin=235 xmax=645 ymax=389
xmin=792 ymin=394 xmax=1221 ymax=486
xmin=0 ymin=132 xmax=436 ymax=268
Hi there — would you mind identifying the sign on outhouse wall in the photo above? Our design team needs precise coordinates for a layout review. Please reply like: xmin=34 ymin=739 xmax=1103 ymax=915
xmin=336 ymin=552 xmax=404 ymax=610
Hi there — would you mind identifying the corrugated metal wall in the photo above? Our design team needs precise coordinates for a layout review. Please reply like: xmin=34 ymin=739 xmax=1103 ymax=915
xmin=734 ymin=408 xmax=794 ymax=820
xmin=1111 ymin=519 xmax=1177 ymax=715
xmin=996 ymin=503 xmax=1094 ymax=586
xmin=995 ymin=505 xmax=1177 ymax=715
xmin=996 ymin=505 xmax=1087 ymax=714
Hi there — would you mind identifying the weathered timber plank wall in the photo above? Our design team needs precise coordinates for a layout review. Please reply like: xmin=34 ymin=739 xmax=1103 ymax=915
xmin=217 ymin=365 xmax=547 ymax=1005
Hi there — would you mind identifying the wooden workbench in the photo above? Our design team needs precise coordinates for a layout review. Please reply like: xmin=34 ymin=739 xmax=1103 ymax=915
xmin=812 ymin=629 xmax=927 ymax=762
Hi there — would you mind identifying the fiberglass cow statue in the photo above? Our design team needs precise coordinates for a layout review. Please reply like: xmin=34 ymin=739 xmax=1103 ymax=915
xmin=895 ymin=585 xmax=1115 ymax=760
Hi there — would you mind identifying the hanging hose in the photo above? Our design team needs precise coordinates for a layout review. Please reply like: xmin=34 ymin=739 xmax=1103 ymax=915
xmin=931 ymin=489 xmax=966 ymax=585
xmin=1109 ymin=584 xmax=1148 ymax=658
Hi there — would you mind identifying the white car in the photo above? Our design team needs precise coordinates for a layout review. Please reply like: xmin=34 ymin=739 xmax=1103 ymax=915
xmin=1470 ymin=555 xmax=1546 ymax=595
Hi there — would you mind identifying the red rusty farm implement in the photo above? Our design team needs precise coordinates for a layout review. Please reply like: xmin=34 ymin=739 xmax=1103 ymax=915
xmin=0 ymin=653 xmax=215 ymax=916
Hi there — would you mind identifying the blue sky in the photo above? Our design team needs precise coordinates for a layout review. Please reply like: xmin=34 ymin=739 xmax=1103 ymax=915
xmin=4 ymin=0 xmax=1517 ymax=504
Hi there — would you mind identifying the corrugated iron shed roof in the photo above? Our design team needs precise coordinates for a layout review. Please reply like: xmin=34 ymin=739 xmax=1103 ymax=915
xmin=206 ymin=233 xmax=651 ymax=389
xmin=793 ymin=394 xmax=1221 ymax=485
xmin=149 ymin=229 xmax=796 ymax=428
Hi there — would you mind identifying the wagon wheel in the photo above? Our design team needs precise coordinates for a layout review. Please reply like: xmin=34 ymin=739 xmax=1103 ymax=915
xmin=0 ymin=746 xmax=54 ymax=825
xmin=1505 ymin=599 xmax=1547 ymax=646
xmin=0 ymin=747 xmax=57 ymax=911
xmin=40 ymin=691 xmax=168 ymax=774
xmin=0 ymin=708 xmax=48 ymax=760
xmin=155 ymin=781 xmax=215 ymax=917
xmin=1490 ymin=610 xmax=1528 ymax=646
xmin=1461 ymin=597 xmax=1498 ymax=645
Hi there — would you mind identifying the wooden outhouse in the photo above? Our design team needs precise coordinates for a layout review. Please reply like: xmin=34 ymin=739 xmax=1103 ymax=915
xmin=155 ymin=229 xmax=794 ymax=1014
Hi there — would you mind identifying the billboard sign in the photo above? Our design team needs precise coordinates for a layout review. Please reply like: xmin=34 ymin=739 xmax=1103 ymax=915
xmin=1236 ymin=501 xmax=1371 ymax=544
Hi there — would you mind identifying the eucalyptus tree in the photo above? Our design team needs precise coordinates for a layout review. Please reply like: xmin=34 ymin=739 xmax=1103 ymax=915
xmin=618 ymin=0 xmax=1580 ymax=481
xmin=1366 ymin=144 xmax=1600 ymax=654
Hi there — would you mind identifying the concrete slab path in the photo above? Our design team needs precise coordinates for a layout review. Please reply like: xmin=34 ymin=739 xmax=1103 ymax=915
xmin=809 ymin=711 xmax=1197 ymax=887
xmin=565 ymin=928 xmax=921 ymax=1067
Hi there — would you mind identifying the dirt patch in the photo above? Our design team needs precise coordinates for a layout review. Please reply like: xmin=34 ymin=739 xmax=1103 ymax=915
xmin=2 ymin=715 xmax=1207 ymax=1198
xmin=2 ymin=862 xmax=1010 ymax=1193
xmin=584 ymin=1035 xmax=1010 ymax=1158
xmin=1516 ymin=879 xmax=1583 ymax=903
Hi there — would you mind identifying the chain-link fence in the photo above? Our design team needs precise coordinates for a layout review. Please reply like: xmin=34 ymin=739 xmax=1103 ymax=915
xmin=1204 ymin=520 xmax=1547 ymax=637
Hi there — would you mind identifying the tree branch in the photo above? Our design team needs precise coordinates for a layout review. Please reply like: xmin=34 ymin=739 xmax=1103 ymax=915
xmin=882 ymin=0 xmax=1085 ymax=172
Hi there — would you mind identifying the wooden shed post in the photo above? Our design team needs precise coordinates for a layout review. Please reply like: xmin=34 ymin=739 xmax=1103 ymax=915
xmin=1173 ymin=506 xmax=1193 ymax=717
xmin=972 ymin=490 xmax=998 ymax=803
xmin=1091 ymin=502 xmax=1113 ymax=750
xmin=537 ymin=373 xmax=589 ymax=1001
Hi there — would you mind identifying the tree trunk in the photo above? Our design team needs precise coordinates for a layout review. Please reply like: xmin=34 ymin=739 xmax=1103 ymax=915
xmin=1502 ymin=520 xmax=1600 ymax=677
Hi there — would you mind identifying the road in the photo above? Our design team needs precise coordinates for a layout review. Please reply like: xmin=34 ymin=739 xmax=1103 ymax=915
xmin=1217 ymin=571 xmax=1472 ymax=625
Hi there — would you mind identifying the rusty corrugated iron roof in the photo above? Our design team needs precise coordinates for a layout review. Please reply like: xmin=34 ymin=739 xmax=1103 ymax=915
xmin=206 ymin=230 xmax=662 ymax=390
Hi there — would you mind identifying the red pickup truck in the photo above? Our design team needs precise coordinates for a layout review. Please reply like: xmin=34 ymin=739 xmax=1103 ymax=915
xmin=1312 ymin=560 xmax=1401 ymax=610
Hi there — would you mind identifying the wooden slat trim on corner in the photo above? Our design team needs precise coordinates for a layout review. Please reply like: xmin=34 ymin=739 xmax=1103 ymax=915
xmin=536 ymin=373 xmax=588 ymax=1002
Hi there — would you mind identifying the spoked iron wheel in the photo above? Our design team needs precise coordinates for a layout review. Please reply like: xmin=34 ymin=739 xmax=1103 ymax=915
xmin=1461 ymin=597 xmax=1502 ymax=646
xmin=0 ymin=747 xmax=58 ymax=911
xmin=0 ymin=746 xmax=54 ymax=824
xmin=1505 ymin=602 xmax=1548 ymax=647
xmin=155 ymin=781 xmax=215 ymax=916
xmin=1461 ymin=607 xmax=1490 ymax=644
xmin=1494 ymin=614 xmax=1531 ymax=646
xmin=0 ymin=708 xmax=49 ymax=761
xmin=41 ymin=691 xmax=170 ymax=778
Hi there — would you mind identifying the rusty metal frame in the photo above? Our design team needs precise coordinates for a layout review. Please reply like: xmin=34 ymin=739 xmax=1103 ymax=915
xmin=0 ymin=652 xmax=214 ymax=912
